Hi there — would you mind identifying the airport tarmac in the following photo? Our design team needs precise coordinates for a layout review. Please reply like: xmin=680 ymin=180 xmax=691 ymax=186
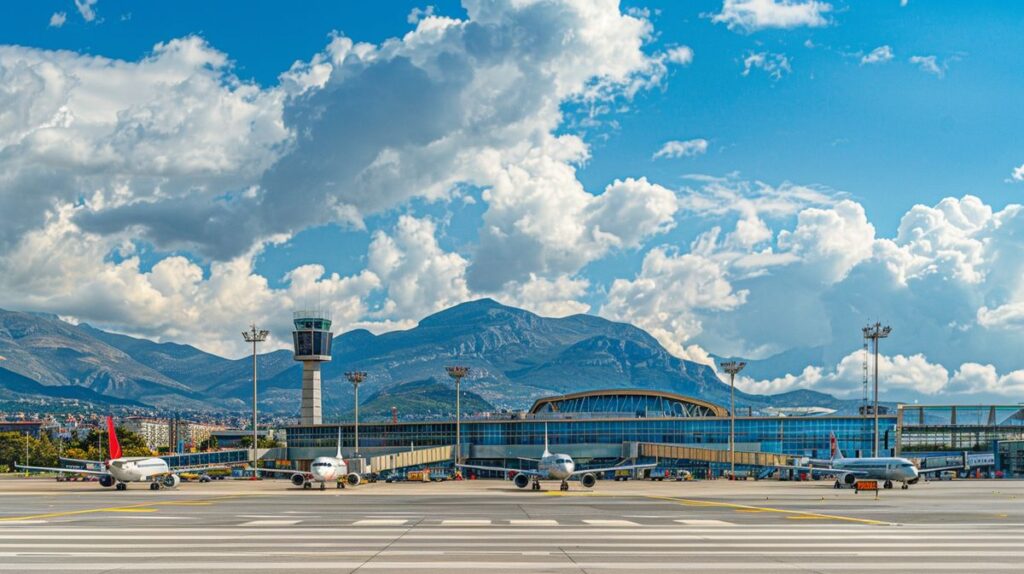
xmin=1 ymin=477 xmax=1022 ymax=572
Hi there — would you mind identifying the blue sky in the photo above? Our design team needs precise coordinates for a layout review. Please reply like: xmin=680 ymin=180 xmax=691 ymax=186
xmin=1 ymin=1 xmax=1022 ymax=403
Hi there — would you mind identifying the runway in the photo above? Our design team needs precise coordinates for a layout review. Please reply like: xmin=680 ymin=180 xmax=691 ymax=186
xmin=1 ymin=478 xmax=1022 ymax=572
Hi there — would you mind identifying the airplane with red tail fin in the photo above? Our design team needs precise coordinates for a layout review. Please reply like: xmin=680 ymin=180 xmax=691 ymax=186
xmin=17 ymin=416 xmax=228 ymax=491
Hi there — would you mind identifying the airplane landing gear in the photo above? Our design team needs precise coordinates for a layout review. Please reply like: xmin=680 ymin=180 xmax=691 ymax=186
xmin=149 ymin=482 xmax=160 ymax=491
xmin=560 ymin=481 xmax=569 ymax=492
xmin=833 ymin=480 xmax=841 ymax=489
xmin=303 ymin=482 xmax=312 ymax=490
xmin=115 ymin=483 xmax=127 ymax=491
xmin=320 ymin=482 xmax=326 ymax=491
xmin=337 ymin=481 xmax=344 ymax=489
xmin=531 ymin=478 xmax=541 ymax=491
xmin=884 ymin=480 xmax=894 ymax=489
xmin=901 ymin=483 xmax=909 ymax=490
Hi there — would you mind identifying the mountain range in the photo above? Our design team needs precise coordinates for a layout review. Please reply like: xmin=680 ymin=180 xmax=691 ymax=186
xmin=0 ymin=299 xmax=859 ymax=418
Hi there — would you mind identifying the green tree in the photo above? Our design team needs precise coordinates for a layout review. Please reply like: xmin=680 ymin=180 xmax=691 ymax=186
xmin=62 ymin=446 xmax=88 ymax=461
xmin=198 ymin=436 xmax=219 ymax=451
xmin=0 ymin=432 xmax=33 ymax=472
xmin=239 ymin=436 xmax=280 ymax=449
xmin=70 ymin=426 xmax=152 ymax=459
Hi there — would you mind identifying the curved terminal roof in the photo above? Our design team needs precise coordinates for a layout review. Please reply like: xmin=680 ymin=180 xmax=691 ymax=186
xmin=529 ymin=389 xmax=727 ymax=418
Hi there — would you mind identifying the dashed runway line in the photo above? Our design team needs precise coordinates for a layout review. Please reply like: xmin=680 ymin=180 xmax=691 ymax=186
xmin=240 ymin=519 xmax=302 ymax=526
xmin=582 ymin=519 xmax=639 ymax=526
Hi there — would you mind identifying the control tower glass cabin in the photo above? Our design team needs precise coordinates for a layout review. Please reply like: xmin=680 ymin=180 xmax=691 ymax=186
xmin=292 ymin=310 xmax=333 ymax=425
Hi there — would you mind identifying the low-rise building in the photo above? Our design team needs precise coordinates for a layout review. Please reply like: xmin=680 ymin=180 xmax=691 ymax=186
xmin=123 ymin=417 xmax=169 ymax=450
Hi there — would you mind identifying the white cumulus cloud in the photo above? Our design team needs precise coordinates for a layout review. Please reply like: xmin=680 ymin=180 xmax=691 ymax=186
xmin=909 ymin=55 xmax=945 ymax=77
xmin=74 ymin=0 xmax=98 ymax=22
xmin=742 ymin=51 xmax=791 ymax=80
xmin=49 ymin=12 xmax=67 ymax=28
xmin=653 ymin=139 xmax=708 ymax=160
xmin=712 ymin=0 xmax=831 ymax=32
xmin=861 ymin=45 xmax=893 ymax=65
xmin=665 ymin=46 xmax=694 ymax=66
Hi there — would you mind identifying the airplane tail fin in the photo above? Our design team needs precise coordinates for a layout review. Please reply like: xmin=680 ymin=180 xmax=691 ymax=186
xmin=829 ymin=431 xmax=844 ymax=460
xmin=107 ymin=416 xmax=122 ymax=460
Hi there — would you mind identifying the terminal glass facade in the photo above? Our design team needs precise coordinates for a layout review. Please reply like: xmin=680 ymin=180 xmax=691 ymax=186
xmin=531 ymin=392 xmax=723 ymax=418
xmin=898 ymin=405 xmax=1024 ymax=453
xmin=286 ymin=415 xmax=894 ymax=459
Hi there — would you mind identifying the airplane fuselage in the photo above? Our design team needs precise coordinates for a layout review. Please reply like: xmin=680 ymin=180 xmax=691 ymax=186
xmin=537 ymin=452 xmax=575 ymax=481
xmin=309 ymin=456 xmax=348 ymax=484
xmin=107 ymin=457 xmax=171 ymax=482
xmin=832 ymin=457 xmax=919 ymax=483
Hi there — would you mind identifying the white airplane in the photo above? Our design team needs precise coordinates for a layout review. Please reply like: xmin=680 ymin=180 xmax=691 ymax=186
xmin=259 ymin=428 xmax=361 ymax=490
xmin=457 ymin=425 xmax=655 ymax=491
xmin=16 ymin=416 xmax=226 ymax=491
xmin=788 ymin=432 xmax=965 ymax=490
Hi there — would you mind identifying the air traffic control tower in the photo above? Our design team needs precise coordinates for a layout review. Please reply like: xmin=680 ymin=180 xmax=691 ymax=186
xmin=292 ymin=310 xmax=333 ymax=425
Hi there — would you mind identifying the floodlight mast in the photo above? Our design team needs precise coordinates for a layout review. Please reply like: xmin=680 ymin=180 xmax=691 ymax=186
xmin=345 ymin=372 xmax=368 ymax=456
xmin=242 ymin=324 xmax=270 ymax=479
xmin=719 ymin=361 xmax=746 ymax=479
xmin=445 ymin=366 xmax=470 ymax=465
xmin=862 ymin=322 xmax=892 ymax=457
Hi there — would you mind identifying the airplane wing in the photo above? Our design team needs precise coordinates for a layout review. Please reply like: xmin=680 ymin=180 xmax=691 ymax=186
xmin=15 ymin=464 xmax=109 ymax=476
xmin=776 ymin=465 xmax=870 ymax=477
xmin=253 ymin=467 xmax=309 ymax=478
xmin=165 ymin=464 xmax=233 ymax=474
xmin=568 ymin=462 xmax=657 ymax=477
xmin=916 ymin=465 xmax=966 ymax=475
xmin=59 ymin=457 xmax=103 ymax=466
xmin=456 ymin=463 xmax=542 ymax=477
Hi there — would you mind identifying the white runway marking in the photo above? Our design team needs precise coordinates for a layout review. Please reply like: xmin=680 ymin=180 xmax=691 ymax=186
xmin=353 ymin=519 xmax=409 ymax=526
xmin=441 ymin=519 xmax=491 ymax=526
xmin=115 ymin=516 xmax=190 ymax=520
xmin=240 ymin=520 xmax=301 ymax=526
xmin=583 ymin=519 xmax=639 ymax=526
xmin=509 ymin=519 xmax=558 ymax=526
xmin=675 ymin=519 xmax=734 ymax=526
xmin=4 ymin=524 xmax=1024 ymax=572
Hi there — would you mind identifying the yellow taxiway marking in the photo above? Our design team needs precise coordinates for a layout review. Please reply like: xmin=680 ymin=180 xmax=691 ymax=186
xmin=0 ymin=494 xmax=247 ymax=522
xmin=547 ymin=492 xmax=888 ymax=526
xmin=647 ymin=495 xmax=891 ymax=526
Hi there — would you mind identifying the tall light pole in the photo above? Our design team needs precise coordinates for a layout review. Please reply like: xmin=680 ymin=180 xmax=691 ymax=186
xmin=242 ymin=324 xmax=269 ymax=479
xmin=862 ymin=322 xmax=892 ymax=457
xmin=445 ymin=366 xmax=469 ymax=465
xmin=345 ymin=372 xmax=367 ymax=457
xmin=720 ymin=361 xmax=746 ymax=479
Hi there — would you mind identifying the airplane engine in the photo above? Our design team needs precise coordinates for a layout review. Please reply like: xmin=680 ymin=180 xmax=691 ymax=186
xmin=580 ymin=473 xmax=597 ymax=488
xmin=513 ymin=473 xmax=531 ymax=489
xmin=842 ymin=473 xmax=857 ymax=486
xmin=162 ymin=474 xmax=181 ymax=488
xmin=346 ymin=473 xmax=361 ymax=487
xmin=291 ymin=474 xmax=307 ymax=487
xmin=98 ymin=475 xmax=115 ymax=488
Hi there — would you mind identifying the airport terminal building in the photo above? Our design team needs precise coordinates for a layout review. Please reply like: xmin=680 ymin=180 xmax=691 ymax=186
xmin=275 ymin=390 xmax=1024 ymax=476
xmin=283 ymin=390 xmax=903 ymax=474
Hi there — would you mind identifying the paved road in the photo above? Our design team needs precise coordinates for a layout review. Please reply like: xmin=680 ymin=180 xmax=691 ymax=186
xmin=1 ymin=479 xmax=1021 ymax=572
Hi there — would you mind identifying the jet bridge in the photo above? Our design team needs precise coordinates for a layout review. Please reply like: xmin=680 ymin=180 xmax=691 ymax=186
xmin=370 ymin=445 xmax=456 ymax=472
xmin=639 ymin=442 xmax=789 ymax=467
